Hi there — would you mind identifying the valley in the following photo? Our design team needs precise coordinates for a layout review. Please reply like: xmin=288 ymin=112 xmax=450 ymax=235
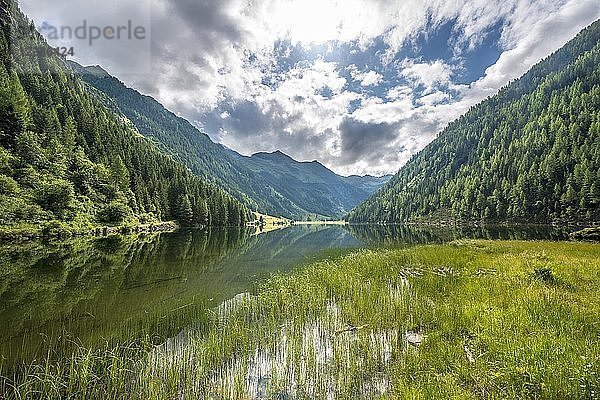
xmin=0 ymin=1 xmax=599 ymax=399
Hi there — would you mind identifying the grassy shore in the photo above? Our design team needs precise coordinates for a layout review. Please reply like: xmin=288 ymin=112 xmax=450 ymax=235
xmin=249 ymin=212 xmax=292 ymax=235
xmin=2 ymin=240 xmax=599 ymax=399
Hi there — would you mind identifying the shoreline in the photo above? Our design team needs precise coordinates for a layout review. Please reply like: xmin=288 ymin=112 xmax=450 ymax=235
xmin=0 ymin=221 xmax=180 ymax=243
xmin=292 ymin=220 xmax=347 ymax=225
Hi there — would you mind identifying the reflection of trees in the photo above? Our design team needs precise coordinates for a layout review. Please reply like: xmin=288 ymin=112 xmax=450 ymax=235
xmin=0 ymin=227 xmax=252 ymax=366
xmin=224 ymin=225 xmax=362 ymax=274
xmin=345 ymin=224 xmax=569 ymax=246
xmin=346 ymin=225 xmax=446 ymax=245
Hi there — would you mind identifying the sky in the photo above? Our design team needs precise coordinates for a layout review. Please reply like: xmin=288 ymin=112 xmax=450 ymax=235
xmin=21 ymin=0 xmax=600 ymax=176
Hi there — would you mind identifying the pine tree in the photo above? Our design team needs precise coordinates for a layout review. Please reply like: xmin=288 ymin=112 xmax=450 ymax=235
xmin=62 ymin=116 xmax=76 ymax=153
xmin=196 ymin=200 xmax=209 ymax=226
xmin=109 ymin=156 xmax=129 ymax=192
xmin=9 ymin=70 xmax=31 ymax=131
xmin=175 ymin=194 xmax=194 ymax=226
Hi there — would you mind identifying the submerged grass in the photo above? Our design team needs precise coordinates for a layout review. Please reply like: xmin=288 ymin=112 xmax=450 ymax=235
xmin=2 ymin=240 xmax=599 ymax=399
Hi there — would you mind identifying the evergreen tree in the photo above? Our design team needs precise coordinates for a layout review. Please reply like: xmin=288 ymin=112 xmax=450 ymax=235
xmin=195 ymin=200 xmax=209 ymax=226
xmin=175 ymin=194 xmax=194 ymax=226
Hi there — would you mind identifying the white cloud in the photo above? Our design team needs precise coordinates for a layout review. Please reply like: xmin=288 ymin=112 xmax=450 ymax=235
xmin=418 ymin=91 xmax=452 ymax=106
xmin=400 ymin=60 xmax=454 ymax=93
xmin=465 ymin=0 xmax=600 ymax=101
xmin=351 ymin=97 xmax=414 ymax=125
xmin=348 ymin=66 xmax=384 ymax=87
xmin=131 ymin=0 xmax=588 ymax=115
xmin=386 ymin=85 xmax=413 ymax=101
xmin=20 ymin=0 xmax=600 ymax=176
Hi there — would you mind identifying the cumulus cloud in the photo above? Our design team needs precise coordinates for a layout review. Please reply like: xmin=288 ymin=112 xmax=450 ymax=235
xmin=465 ymin=0 xmax=600 ymax=101
xmin=210 ymin=60 xmax=360 ymax=163
xmin=20 ymin=0 xmax=600 ymax=176
xmin=400 ymin=60 xmax=454 ymax=93
xmin=348 ymin=65 xmax=384 ymax=87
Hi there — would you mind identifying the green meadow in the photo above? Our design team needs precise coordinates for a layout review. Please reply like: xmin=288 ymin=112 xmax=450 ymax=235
xmin=2 ymin=239 xmax=598 ymax=399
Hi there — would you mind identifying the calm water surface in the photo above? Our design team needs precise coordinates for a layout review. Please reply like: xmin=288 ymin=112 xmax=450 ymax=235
xmin=0 ymin=224 xmax=568 ymax=369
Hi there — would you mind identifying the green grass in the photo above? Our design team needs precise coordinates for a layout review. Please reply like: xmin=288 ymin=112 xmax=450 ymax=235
xmin=2 ymin=240 xmax=599 ymax=399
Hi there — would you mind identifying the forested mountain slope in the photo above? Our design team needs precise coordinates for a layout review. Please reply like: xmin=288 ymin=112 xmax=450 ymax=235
xmin=72 ymin=63 xmax=390 ymax=220
xmin=0 ymin=0 xmax=251 ymax=236
xmin=341 ymin=174 xmax=393 ymax=194
xmin=238 ymin=150 xmax=392 ymax=220
xmin=348 ymin=20 xmax=600 ymax=225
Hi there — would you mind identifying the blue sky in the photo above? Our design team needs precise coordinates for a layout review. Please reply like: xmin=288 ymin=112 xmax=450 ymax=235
xmin=22 ymin=0 xmax=600 ymax=176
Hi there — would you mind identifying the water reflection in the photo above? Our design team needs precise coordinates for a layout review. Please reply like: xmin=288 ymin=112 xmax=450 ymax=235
xmin=0 ymin=227 xmax=249 ymax=367
xmin=0 ymin=224 xmax=569 ymax=368
xmin=347 ymin=224 xmax=569 ymax=246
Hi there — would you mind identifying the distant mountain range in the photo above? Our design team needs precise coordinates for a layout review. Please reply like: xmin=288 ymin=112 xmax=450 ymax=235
xmin=348 ymin=20 xmax=600 ymax=225
xmin=70 ymin=62 xmax=391 ymax=220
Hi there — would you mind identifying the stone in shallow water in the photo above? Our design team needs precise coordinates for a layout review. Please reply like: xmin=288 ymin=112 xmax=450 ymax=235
xmin=404 ymin=330 xmax=426 ymax=347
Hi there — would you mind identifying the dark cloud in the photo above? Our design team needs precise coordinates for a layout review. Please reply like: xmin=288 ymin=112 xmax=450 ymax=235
xmin=338 ymin=118 xmax=399 ymax=164
xmin=206 ymin=98 xmax=330 ymax=158
xmin=219 ymin=101 xmax=272 ymax=136
xmin=163 ymin=0 xmax=246 ymax=50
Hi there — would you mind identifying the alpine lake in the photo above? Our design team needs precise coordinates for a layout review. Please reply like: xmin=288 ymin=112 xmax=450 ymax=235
xmin=2 ymin=224 xmax=597 ymax=399
xmin=0 ymin=224 xmax=566 ymax=367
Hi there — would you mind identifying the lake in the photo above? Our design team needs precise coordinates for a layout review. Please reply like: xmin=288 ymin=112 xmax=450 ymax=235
xmin=0 ymin=224 xmax=568 ymax=370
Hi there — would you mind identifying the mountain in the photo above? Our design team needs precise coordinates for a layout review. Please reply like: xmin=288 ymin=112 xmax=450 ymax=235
xmin=71 ymin=63 xmax=390 ymax=220
xmin=341 ymin=174 xmax=394 ymax=194
xmin=0 ymin=0 xmax=251 ymax=237
xmin=348 ymin=20 xmax=600 ymax=225
xmin=238 ymin=150 xmax=392 ymax=220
